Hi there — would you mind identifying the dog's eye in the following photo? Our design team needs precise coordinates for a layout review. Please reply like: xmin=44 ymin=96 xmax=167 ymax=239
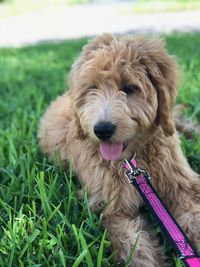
xmin=88 ymin=85 xmax=97 ymax=90
xmin=122 ymin=84 xmax=139 ymax=95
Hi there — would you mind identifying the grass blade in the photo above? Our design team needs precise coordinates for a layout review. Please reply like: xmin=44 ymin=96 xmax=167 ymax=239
xmin=72 ymin=249 xmax=88 ymax=267
xmin=97 ymin=229 xmax=107 ymax=267
xmin=59 ymin=249 xmax=66 ymax=267
xmin=125 ymin=234 xmax=140 ymax=267
xmin=79 ymin=230 xmax=94 ymax=267
xmin=19 ymin=229 xmax=40 ymax=258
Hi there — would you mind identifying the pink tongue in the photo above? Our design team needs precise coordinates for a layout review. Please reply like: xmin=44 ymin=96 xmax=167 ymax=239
xmin=100 ymin=142 xmax=123 ymax=161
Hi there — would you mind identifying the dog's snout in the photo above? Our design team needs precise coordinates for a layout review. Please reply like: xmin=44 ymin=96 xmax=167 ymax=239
xmin=94 ymin=122 xmax=116 ymax=141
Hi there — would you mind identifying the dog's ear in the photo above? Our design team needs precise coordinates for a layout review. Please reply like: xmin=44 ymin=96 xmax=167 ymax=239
xmin=69 ymin=33 xmax=115 ymax=89
xmin=141 ymin=38 xmax=179 ymax=136
xmin=74 ymin=112 xmax=86 ymax=140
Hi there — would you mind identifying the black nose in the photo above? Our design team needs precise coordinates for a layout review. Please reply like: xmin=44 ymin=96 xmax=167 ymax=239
xmin=94 ymin=122 xmax=116 ymax=141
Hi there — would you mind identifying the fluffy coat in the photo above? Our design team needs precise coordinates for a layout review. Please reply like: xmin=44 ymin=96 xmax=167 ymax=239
xmin=38 ymin=34 xmax=200 ymax=266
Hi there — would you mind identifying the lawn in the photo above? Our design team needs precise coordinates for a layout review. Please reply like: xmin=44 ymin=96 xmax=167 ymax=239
xmin=131 ymin=0 xmax=200 ymax=14
xmin=1 ymin=0 xmax=200 ymax=20
xmin=0 ymin=0 xmax=93 ymax=20
xmin=0 ymin=34 xmax=200 ymax=267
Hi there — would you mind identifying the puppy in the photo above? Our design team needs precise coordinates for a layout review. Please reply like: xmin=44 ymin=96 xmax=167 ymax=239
xmin=38 ymin=34 xmax=200 ymax=266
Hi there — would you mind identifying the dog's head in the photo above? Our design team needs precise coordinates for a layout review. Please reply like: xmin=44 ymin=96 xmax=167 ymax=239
xmin=68 ymin=34 xmax=179 ymax=161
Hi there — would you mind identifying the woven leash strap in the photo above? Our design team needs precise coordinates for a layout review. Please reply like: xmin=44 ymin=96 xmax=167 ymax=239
xmin=123 ymin=158 xmax=200 ymax=267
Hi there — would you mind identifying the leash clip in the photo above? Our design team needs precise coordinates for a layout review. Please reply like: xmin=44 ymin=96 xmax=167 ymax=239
xmin=123 ymin=156 xmax=150 ymax=183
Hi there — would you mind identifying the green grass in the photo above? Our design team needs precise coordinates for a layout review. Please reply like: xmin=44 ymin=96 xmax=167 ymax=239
xmin=0 ymin=33 xmax=200 ymax=266
xmin=1 ymin=0 xmax=200 ymax=20
xmin=131 ymin=0 xmax=200 ymax=14
xmin=0 ymin=0 xmax=93 ymax=20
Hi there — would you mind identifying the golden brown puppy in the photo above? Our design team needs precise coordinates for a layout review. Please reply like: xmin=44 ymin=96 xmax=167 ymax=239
xmin=38 ymin=34 xmax=200 ymax=266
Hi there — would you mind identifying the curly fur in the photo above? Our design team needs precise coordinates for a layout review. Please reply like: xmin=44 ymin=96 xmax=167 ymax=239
xmin=38 ymin=34 xmax=200 ymax=266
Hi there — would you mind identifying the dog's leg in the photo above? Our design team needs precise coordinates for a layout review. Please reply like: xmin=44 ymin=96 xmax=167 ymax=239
xmin=173 ymin=182 xmax=200 ymax=252
xmin=175 ymin=206 xmax=200 ymax=252
xmin=38 ymin=93 xmax=73 ymax=163
xmin=103 ymin=213 xmax=169 ymax=267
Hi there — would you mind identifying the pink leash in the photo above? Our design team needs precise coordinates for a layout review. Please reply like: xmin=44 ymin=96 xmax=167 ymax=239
xmin=123 ymin=157 xmax=200 ymax=267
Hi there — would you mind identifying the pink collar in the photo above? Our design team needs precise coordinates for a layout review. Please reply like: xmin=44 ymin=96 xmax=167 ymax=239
xmin=123 ymin=156 xmax=200 ymax=267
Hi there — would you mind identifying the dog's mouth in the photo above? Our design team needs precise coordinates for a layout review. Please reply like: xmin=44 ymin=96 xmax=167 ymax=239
xmin=99 ymin=142 xmax=127 ymax=161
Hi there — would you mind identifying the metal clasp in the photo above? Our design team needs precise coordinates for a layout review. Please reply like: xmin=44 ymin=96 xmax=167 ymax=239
xmin=123 ymin=157 xmax=150 ymax=183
